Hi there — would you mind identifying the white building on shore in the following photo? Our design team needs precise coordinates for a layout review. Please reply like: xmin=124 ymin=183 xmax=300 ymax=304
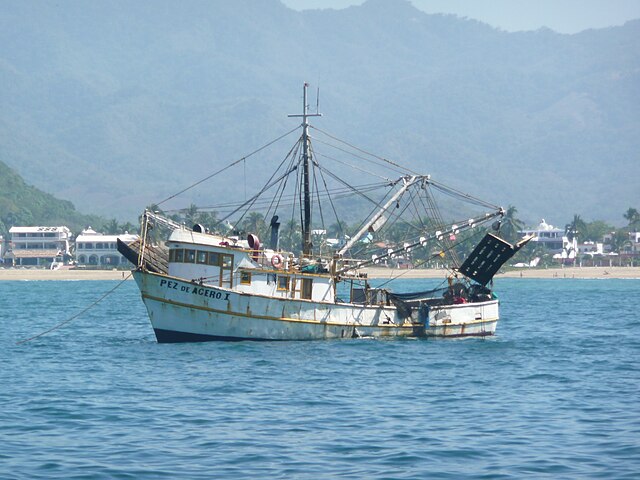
xmin=631 ymin=232 xmax=640 ymax=255
xmin=578 ymin=241 xmax=604 ymax=256
xmin=519 ymin=219 xmax=565 ymax=252
xmin=75 ymin=227 xmax=138 ymax=267
xmin=519 ymin=219 xmax=579 ymax=262
xmin=3 ymin=226 xmax=72 ymax=266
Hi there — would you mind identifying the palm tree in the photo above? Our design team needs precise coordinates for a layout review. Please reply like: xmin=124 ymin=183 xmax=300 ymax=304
xmin=583 ymin=220 xmax=614 ymax=242
xmin=328 ymin=220 xmax=348 ymax=238
xmin=623 ymin=207 xmax=640 ymax=230
xmin=120 ymin=222 xmax=136 ymax=233
xmin=500 ymin=205 xmax=525 ymax=243
xmin=242 ymin=212 xmax=267 ymax=237
xmin=104 ymin=218 xmax=120 ymax=234
xmin=280 ymin=219 xmax=301 ymax=252
xmin=197 ymin=211 xmax=219 ymax=233
xmin=183 ymin=203 xmax=200 ymax=228
xmin=565 ymin=214 xmax=587 ymax=242
xmin=609 ymin=230 xmax=630 ymax=254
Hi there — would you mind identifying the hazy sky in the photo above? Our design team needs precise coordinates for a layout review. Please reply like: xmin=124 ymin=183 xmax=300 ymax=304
xmin=282 ymin=0 xmax=640 ymax=33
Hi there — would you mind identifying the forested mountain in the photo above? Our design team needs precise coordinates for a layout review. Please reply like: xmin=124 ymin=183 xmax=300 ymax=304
xmin=1 ymin=0 xmax=638 ymax=225
xmin=0 ymin=160 xmax=105 ymax=237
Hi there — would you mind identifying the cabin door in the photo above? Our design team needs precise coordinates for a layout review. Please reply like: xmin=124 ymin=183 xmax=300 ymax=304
xmin=301 ymin=278 xmax=313 ymax=300
xmin=220 ymin=254 xmax=234 ymax=288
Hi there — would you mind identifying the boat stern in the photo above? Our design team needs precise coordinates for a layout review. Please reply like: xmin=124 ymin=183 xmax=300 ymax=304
xmin=423 ymin=299 xmax=499 ymax=337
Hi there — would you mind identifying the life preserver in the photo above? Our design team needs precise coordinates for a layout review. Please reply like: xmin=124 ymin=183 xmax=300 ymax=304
xmin=271 ymin=254 xmax=283 ymax=268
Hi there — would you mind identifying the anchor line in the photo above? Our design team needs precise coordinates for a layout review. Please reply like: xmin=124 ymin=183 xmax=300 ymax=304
xmin=16 ymin=273 xmax=133 ymax=345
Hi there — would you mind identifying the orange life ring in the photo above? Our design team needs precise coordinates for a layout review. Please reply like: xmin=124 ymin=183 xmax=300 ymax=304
xmin=271 ymin=254 xmax=283 ymax=268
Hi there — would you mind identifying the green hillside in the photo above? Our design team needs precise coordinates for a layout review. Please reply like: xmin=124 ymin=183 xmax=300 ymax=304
xmin=0 ymin=160 xmax=106 ymax=237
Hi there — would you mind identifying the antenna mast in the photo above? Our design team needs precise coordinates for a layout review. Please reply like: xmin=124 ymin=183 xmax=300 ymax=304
xmin=288 ymin=82 xmax=322 ymax=256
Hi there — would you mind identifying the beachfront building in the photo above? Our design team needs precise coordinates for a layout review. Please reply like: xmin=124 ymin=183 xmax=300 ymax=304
xmin=631 ymin=232 xmax=640 ymax=255
xmin=519 ymin=219 xmax=578 ymax=263
xmin=519 ymin=219 xmax=567 ymax=253
xmin=578 ymin=241 xmax=604 ymax=256
xmin=617 ymin=231 xmax=640 ymax=256
xmin=75 ymin=227 xmax=138 ymax=267
xmin=3 ymin=226 xmax=72 ymax=266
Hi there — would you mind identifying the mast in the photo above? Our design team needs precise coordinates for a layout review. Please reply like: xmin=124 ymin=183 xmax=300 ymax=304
xmin=288 ymin=82 xmax=321 ymax=256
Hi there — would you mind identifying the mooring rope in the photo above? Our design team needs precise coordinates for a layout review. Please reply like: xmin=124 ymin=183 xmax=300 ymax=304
xmin=16 ymin=272 xmax=133 ymax=345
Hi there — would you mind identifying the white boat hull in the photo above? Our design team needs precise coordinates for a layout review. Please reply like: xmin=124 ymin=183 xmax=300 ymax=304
xmin=133 ymin=270 xmax=499 ymax=342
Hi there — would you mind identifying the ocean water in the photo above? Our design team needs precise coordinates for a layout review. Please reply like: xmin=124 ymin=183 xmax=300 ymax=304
xmin=1 ymin=278 xmax=638 ymax=479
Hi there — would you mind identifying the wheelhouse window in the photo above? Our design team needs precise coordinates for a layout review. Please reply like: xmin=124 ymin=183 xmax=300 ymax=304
xmin=240 ymin=271 xmax=252 ymax=285
xmin=277 ymin=276 xmax=289 ymax=291
xmin=169 ymin=248 xmax=229 ymax=267
xmin=208 ymin=252 xmax=220 ymax=266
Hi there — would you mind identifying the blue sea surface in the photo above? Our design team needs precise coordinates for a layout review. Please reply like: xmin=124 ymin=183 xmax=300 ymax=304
xmin=1 ymin=278 xmax=639 ymax=479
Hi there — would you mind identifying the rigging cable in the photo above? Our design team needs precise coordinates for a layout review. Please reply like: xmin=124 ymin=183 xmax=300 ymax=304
xmin=311 ymin=125 xmax=419 ymax=175
xmin=310 ymin=144 xmax=327 ymax=239
xmin=237 ymin=137 xmax=301 ymax=230
xmin=314 ymin=125 xmax=500 ymax=211
xmin=312 ymin=140 xmax=399 ymax=180
xmin=429 ymin=180 xmax=501 ymax=210
xmin=316 ymin=160 xmax=346 ymax=243
xmin=349 ymin=189 xmax=415 ymax=259
xmin=421 ymin=182 xmax=462 ymax=268
xmin=16 ymin=273 xmax=133 ymax=345
xmin=218 ymin=165 xmax=299 ymax=228
xmin=220 ymin=135 xmax=304 ymax=229
xmin=190 ymin=182 xmax=387 ymax=213
xmin=374 ymin=227 xmax=487 ymax=289
xmin=313 ymin=162 xmax=396 ymax=212
xmin=265 ymin=139 xmax=302 ymax=222
xmin=155 ymin=125 xmax=300 ymax=207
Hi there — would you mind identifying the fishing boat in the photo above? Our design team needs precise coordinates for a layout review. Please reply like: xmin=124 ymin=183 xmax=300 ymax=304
xmin=120 ymin=84 xmax=531 ymax=342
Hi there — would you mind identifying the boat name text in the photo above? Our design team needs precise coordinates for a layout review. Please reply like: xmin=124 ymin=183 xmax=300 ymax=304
xmin=159 ymin=279 xmax=231 ymax=300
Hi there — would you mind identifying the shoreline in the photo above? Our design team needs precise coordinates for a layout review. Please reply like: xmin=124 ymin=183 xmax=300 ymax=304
xmin=0 ymin=268 xmax=133 ymax=281
xmin=0 ymin=265 xmax=638 ymax=281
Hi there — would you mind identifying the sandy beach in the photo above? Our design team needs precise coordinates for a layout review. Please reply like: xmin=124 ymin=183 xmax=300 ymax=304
xmin=1 ymin=265 xmax=638 ymax=281
xmin=0 ymin=267 xmax=132 ymax=281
